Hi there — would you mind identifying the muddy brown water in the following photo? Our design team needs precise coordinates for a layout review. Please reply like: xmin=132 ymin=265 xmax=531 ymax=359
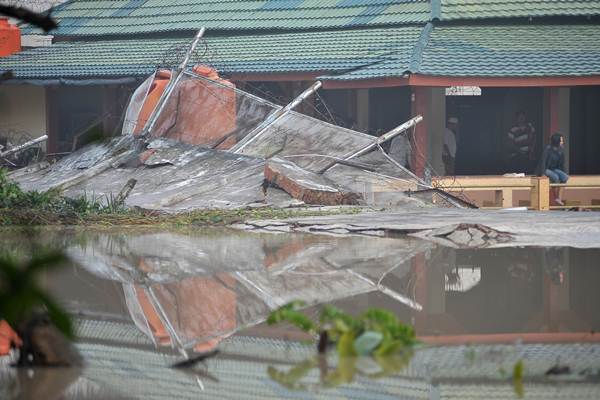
xmin=1 ymin=227 xmax=599 ymax=399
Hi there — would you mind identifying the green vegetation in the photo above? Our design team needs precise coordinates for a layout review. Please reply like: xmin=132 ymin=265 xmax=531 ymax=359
xmin=0 ymin=169 xmax=361 ymax=226
xmin=0 ymin=249 xmax=72 ymax=339
xmin=266 ymin=301 xmax=417 ymax=389
xmin=0 ymin=168 xmax=127 ymax=217
xmin=513 ymin=360 xmax=525 ymax=398
xmin=267 ymin=301 xmax=416 ymax=357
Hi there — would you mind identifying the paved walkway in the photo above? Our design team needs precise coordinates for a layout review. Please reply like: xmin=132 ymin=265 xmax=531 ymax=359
xmin=242 ymin=208 xmax=600 ymax=248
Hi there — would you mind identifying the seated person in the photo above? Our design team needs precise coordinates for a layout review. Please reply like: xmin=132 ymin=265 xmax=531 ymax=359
xmin=537 ymin=132 xmax=568 ymax=206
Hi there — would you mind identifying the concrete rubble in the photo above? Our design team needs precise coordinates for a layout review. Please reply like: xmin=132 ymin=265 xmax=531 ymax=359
xmin=10 ymin=68 xmax=441 ymax=212
xmin=264 ymin=157 xmax=360 ymax=206
xmin=235 ymin=208 xmax=600 ymax=249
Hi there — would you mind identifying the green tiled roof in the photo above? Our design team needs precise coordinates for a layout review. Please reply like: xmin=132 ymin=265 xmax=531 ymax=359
xmin=22 ymin=0 xmax=431 ymax=36
xmin=1 ymin=26 xmax=421 ymax=80
xmin=417 ymin=24 xmax=600 ymax=76
xmin=439 ymin=0 xmax=600 ymax=21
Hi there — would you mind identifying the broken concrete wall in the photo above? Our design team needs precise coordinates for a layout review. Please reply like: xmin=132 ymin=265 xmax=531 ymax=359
xmin=265 ymin=157 xmax=359 ymax=206
xmin=11 ymin=72 xmax=441 ymax=210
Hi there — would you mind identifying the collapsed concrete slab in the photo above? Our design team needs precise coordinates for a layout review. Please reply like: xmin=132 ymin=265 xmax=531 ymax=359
xmin=264 ymin=157 xmax=360 ymax=206
xmin=10 ymin=70 xmax=448 ymax=211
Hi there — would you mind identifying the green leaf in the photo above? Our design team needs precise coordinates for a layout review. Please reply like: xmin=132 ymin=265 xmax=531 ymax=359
xmin=337 ymin=331 xmax=356 ymax=357
xmin=370 ymin=350 xmax=414 ymax=378
xmin=38 ymin=292 xmax=74 ymax=339
xmin=322 ymin=357 xmax=357 ymax=387
xmin=266 ymin=301 xmax=316 ymax=333
xmin=353 ymin=330 xmax=383 ymax=356
xmin=320 ymin=305 xmax=361 ymax=333
xmin=512 ymin=360 xmax=525 ymax=398
xmin=374 ymin=338 xmax=404 ymax=357
xmin=27 ymin=251 xmax=67 ymax=273
xmin=267 ymin=358 xmax=317 ymax=391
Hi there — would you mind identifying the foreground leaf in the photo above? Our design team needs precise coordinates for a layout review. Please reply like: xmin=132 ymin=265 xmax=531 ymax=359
xmin=337 ymin=331 xmax=356 ymax=357
xmin=353 ymin=330 xmax=383 ymax=356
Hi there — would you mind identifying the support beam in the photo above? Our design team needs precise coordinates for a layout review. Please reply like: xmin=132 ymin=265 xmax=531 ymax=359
xmin=545 ymin=88 xmax=571 ymax=172
xmin=316 ymin=115 xmax=423 ymax=174
xmin=139 ymin=28 xmax=206 ymax=138
xmin=356 ymin=89 xmax=369 ymax=132
xmin=429 ymin=88 xmax=446 ymax=175
xmin=531 ymin=176 xmax=550 ymax=211
xmin=411 ymin=87 xmax=429 ymax=178
xmin=232 ymin=81 xmax=322 ymax=154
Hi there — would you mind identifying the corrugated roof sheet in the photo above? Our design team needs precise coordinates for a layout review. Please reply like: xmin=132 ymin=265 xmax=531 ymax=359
xmin=417 ymin=24 xmax=600 ymax=76
xmin=439 ymin=0 xmax=600 ymax=21
xmin=0 ymin=26 xmax=421 ymax=80
xmin=21 ymin=0 xmax=431 ymax=36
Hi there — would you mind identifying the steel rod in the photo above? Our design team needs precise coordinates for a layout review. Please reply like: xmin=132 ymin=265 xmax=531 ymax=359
xmin=317 ymin=115 xmax=422 ymax=174
xmin=140 ymin=28 xmax=206 ymax=138
xmin=232 ymin=81 xmax=322 ymax=154
xmin=0 ymin=135 xmax=47 ymax=158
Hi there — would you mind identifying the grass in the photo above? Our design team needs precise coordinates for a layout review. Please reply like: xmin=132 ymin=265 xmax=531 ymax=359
xmin=0 ymin=206 xmax=362 ymax=227
xmin=0 ymin=168 xmax=362 ymax=226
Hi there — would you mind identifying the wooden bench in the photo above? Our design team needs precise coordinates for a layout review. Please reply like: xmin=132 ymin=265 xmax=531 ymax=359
xmin=432 ymin=175 xmax=600 ymax=211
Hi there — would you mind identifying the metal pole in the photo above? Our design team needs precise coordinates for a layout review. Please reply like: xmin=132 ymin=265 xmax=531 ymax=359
xmin=232 ymin=81 xmax=322 ymax=154
xmin=317 ymin=115 xmax=423 ymax=174
xmin=139 ymin=28 xmax=206 ymax=138
xmin=0 ymin=135 xmax=47 ymax=158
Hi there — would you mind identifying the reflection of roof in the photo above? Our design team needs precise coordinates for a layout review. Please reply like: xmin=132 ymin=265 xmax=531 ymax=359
xmin=64 ymin=319 xmax=600 ymax=400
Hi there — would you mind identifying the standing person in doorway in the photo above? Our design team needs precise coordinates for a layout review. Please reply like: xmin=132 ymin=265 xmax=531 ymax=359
xmin=538 ymin=132 xmax=569 ymax=206
xmin=443 ymin=117 xmax=458 ymax=175
xmin=507 ymin=110 xmax=536 ymax=173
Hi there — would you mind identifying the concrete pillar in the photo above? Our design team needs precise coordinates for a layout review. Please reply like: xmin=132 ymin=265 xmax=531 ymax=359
xmin=558 ymin=88 xmax=570 ymax=172
xmin=545 ymin=87 xmax=571 ymax=172
xmin=429 ymin=88 xmax=446 ymax=175
xmin=411 ymin=87 xmax=429 ymax=178
xmin=356 ymin=88 xmax=370 ymax=133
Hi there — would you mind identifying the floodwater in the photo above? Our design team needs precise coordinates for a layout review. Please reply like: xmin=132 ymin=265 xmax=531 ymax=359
xmin=1 ymin=227 xmax=600 ymax=399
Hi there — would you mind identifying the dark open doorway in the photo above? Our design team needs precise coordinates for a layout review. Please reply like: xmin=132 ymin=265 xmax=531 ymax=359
xmin=570 ymin=85 xmax=600 ymax=174
xmin=447 ymin=87 xmax=543 ymax=175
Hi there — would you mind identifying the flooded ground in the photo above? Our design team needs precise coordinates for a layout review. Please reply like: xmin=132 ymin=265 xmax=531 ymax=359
xmin=1 ymin=227 xmax=600 ymax=399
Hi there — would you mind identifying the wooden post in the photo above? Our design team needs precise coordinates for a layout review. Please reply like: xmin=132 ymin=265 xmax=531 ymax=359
xmin=494 ymin=188 xmax=513 ymax=208
xmin=531 ymin=176 xmax=550 ymax=211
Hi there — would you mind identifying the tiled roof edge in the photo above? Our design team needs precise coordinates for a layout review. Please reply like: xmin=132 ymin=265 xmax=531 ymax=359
xmin=407 ymin=21 xmax=433 ymax=74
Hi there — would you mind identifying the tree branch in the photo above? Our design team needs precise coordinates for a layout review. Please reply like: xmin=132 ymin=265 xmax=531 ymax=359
xmin=0 ymin=5 xmax=58 ymax=33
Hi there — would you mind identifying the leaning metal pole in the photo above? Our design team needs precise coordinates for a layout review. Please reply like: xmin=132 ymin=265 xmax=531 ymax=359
xmin=139 ymin=27 xmax=206 ymax=139
xmin=317 ymin=115 xmax=423 ymax=174
xmin=232 ymin=81 xmax=323 ymax=154
xmin=0 ymin=135 xmax=47 ymax=158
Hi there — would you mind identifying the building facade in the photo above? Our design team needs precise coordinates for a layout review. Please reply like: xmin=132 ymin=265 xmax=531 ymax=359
xmin=1 ymin=0 xmax=599 ymax=176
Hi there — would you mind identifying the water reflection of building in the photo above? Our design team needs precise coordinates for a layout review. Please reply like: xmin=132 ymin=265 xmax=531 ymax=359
xmin=50 ymin=229 xmax=429 ymax=353
xmin=407 ymin=247 xmax=600 ymax=341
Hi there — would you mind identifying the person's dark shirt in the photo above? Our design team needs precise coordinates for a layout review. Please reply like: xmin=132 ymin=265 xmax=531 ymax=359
xmin=537 ymin=145 xmax=564 ymax=175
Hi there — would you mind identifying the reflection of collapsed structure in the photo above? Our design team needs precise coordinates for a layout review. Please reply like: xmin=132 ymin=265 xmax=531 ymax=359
xmin=11 ymin=30 xmax=463 ymax=210
xmin=65 ymin=230 xmax=430 ymax=353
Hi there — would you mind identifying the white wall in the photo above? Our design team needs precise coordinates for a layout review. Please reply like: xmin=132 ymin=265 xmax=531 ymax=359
xmin=0 ymin=85 xmax=47 ymax=149
xmin=6 ymin=0 xmax=69 ymax=47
